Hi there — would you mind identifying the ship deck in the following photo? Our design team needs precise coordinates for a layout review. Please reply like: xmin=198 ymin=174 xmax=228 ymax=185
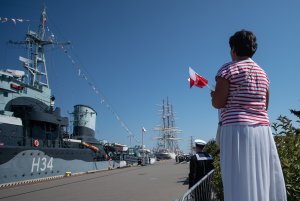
xmin=0 ymin=160 xmax=189 ymax=201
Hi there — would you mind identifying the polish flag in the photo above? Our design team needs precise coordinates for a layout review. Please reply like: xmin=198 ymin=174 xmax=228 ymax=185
xmin=188 ymin=67 xmax=208 ymax=88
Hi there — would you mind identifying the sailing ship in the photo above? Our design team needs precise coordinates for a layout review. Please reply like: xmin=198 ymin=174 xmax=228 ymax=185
xmin=154 ymin=98 xmax=182 ymax=160
xmin=0 ymin=8 xmax=126 ymax=186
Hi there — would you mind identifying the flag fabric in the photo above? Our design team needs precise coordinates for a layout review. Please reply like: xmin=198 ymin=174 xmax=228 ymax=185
xmin=188 ymin=67 xmax=208 ymax=88
xmin=0 ymin=17 xmax=29 ymax=24
xmin=142 ymin=127 xmax=147 ymax=132
xmin=2 ymin=18 xmax=8 ymax=23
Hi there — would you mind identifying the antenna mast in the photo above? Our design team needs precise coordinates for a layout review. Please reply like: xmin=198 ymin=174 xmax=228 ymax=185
xmin=10 ymin=7 xmax=70 ymax=89
xmin=21 ymin=7 xmax=51 ymax=88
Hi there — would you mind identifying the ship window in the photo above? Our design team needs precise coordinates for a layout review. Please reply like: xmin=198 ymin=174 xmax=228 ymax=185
xmin=3 ymin=92 xmax=8 ymax=97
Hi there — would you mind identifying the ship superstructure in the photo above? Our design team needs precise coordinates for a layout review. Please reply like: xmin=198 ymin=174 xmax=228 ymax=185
xmin=0 ymin=8 xmax=69 ymax=149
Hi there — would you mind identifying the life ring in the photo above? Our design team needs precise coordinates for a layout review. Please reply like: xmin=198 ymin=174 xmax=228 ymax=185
xmin=33 ymin=139 xmax=39 ymax=147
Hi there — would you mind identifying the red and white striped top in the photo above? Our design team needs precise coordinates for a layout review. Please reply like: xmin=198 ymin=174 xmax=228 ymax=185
xmin=216 ymin=58 xmax=270 ymax=126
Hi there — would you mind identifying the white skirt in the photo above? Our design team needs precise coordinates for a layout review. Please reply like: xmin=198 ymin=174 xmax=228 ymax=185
xmin=220 ymin=125 xmax=287 ymax=201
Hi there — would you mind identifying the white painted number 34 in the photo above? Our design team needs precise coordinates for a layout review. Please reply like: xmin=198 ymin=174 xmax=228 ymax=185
xmin=31 ymin=157 xmax=54 ymax=172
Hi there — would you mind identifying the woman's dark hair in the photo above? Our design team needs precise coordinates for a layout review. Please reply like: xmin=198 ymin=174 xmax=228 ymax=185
xmin=229 ymin=30 xmax=257 ymax=58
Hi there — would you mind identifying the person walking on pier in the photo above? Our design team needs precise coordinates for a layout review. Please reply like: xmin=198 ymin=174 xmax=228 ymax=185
xmin=211 ymin=29 xmax=287 ymax=201
xmin=189 ymin=139 xmax=213 ymax=201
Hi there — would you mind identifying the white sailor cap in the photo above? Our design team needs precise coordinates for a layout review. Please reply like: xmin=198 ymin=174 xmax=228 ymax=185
xmin=194 ymin=139 xmax=206 ymax=146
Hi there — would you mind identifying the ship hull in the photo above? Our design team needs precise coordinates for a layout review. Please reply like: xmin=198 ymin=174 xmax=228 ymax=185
xmin=155 ymin=152 xmax=176 ymax=160
xmin=0 ymin=146 xmax=122 ymax=185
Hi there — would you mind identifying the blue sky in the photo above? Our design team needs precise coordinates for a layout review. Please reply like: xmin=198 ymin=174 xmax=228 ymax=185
xmin=1 ymin=1 xmax=299 ymax=153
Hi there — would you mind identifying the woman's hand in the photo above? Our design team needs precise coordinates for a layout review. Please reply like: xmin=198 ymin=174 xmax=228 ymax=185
xmin=211 ymin=77 xmax=229 ymax=109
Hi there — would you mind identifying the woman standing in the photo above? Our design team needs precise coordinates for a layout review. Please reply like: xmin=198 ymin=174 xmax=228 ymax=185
xmin=211 ymin=30 xmax=287 ymax=201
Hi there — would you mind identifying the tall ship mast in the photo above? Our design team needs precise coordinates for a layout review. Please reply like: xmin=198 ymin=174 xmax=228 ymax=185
xmin=154 ymin=97 xmax=182 ymax=160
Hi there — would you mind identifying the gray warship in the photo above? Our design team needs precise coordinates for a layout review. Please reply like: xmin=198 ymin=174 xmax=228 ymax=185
xmin=0 ymin=9 xmax=125 ymax=186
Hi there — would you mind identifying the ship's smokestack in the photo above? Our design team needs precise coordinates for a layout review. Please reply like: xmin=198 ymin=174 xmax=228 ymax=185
xmin=73 ymin=105 xmax=97 ymax=141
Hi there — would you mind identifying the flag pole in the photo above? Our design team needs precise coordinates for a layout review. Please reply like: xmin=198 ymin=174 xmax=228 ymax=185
xmin=141 ymin=127 xmax=147 ymax=165
xmin=141 ymin=128 xmax=144 ymax=165
xmin=142 ymin=129 xmax=144 ymax=151
xmin=206 ymin=84 xmax=214 ymax=91
xmin=128 ymin=135 xmax=133 ymax=147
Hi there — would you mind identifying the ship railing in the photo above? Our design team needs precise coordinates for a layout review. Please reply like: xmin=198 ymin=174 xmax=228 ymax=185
xmin=176 ymin=169 xmax=219 ymax=201
xmin=0 ymin=135 xmax=69 ymax=148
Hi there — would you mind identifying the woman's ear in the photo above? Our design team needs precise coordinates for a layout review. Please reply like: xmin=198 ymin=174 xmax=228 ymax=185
xmin=231 ymin=48 xmax=237 ymax=61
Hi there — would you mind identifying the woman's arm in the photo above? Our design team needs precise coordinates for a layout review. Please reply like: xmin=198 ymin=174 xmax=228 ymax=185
xmin=266 ymin=89 xmax=269 ymax=111
xmin=211 ymin=77 xmax=230 ymax=109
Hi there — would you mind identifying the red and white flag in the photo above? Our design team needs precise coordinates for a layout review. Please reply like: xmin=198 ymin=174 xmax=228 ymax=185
xmin=142 ymin=127 xmax=147 ymax=132
xmin=188 ymin=67 xmax=208 ymax=88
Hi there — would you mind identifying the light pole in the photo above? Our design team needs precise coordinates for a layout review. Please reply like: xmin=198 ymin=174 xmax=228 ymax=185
xmin=141 ymin=127 xmax=146 ymax=165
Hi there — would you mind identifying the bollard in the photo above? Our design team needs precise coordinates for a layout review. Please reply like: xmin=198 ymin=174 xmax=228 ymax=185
xmin=65 ymin=171 xmax=72 ymax=177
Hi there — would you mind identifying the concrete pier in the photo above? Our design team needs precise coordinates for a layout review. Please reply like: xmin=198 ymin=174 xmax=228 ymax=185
xmin=0 ymin=160 xmax=189 ymax=201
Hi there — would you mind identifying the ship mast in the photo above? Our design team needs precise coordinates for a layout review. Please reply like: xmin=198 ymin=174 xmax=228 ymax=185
xmin=20 ymin=8 xmax=51 ymax=88
xmin=38 ymin=8 xmax=47 ymax=40
xmin=154 ymin=97 xmax=182 ymax=153
xmin=10 ymin=8 xmax=70 ymax=89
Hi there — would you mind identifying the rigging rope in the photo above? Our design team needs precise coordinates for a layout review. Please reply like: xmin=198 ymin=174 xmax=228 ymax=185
xmin=59 ymin=44 xmax=139 ymax=144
